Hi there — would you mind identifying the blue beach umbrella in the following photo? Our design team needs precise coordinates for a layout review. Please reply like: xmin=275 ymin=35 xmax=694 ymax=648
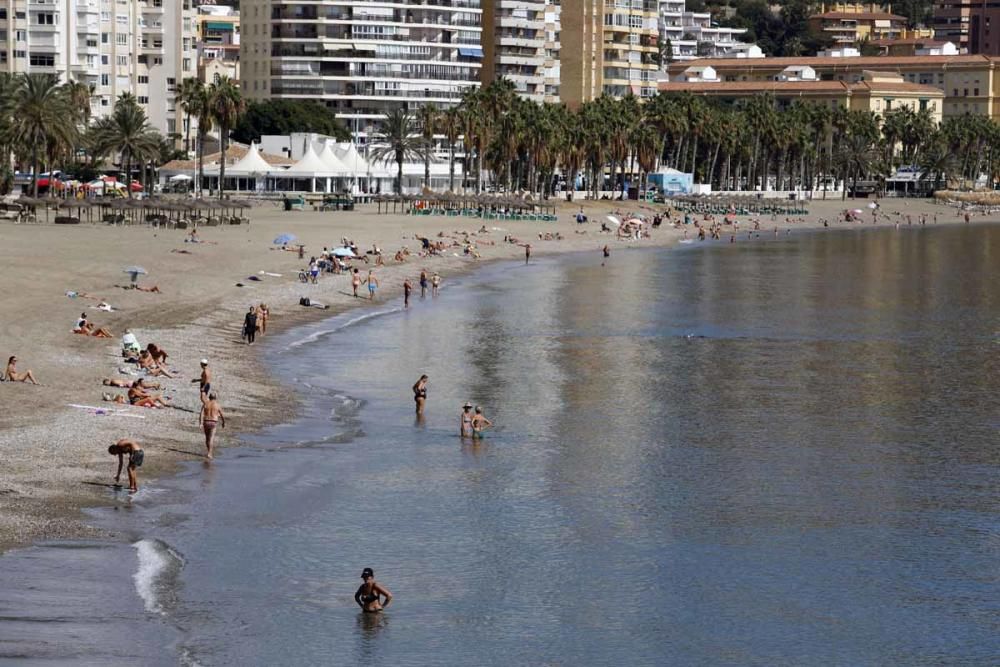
xmin=273 ymin=233 xmax=296 ymax=245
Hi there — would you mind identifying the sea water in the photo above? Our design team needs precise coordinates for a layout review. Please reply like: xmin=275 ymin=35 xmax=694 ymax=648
xmin=0 ymin=224 xmax=997 ymax=666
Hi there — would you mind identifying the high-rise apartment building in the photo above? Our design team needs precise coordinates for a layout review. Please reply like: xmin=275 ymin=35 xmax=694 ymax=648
xmin=481 ymin=0 xmax=560 ymax=103
xmin=560 ymin=0 xmax=660 ymax=108
xmin=195 ymin=2 xmax=240 ymax=85
xmin=240 ymin=0 xmax=483 ymax=135
xmin=0 ymin=0 xmax=196 ymax=138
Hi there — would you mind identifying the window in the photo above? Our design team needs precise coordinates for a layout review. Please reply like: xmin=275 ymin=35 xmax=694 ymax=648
xmin=13 ymin=50 xmax=25 ymax=59
xmin=86 ymin=39 xmax=98 ymax=48
xmin=101 ymin=73 xmax=109 ymax=86
xmin=138 ymin=96 xmax=149 ymax=104
xmin=29 ymin=53 xmax=55 ymax=67
xmin=138 ymin=74 xmax=148 ymax=84
xmin=36 ymin=13 xmax=55 ymax=25
xmin=117 ymin=54 xmax=128 ymax=66
xmin=116 ymin=34 xmax=128 ymax=46
xmin=102 ymin=33 xmax=109 ymax=44
xmin=101 ymin=55 xmax=109 ymax=65
xmin=974 ymin=87 xmax=979 ymax=95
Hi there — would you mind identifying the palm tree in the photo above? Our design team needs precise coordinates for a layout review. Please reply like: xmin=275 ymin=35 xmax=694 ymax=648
xmin=177 ymin=77 xmax=203 ymax=155
xmin=441 ymin=106 xmax=461 ymax=192
xmin=65 ymin=79 xmax=93 ymax=126
xmin=92 ymin=94 xmax=162 ymax=198
xmin=4 ymin=73 xmax=76 ymax=197
xmin=416 ymin=104 xmax=438 ymax=191
xmin=208 ymin=76 xmax=245 ymax=198
xmin=190 ymin=86 xmax=214 ymax=198
xmin=368 ymin=108 xmax=428 ymax=195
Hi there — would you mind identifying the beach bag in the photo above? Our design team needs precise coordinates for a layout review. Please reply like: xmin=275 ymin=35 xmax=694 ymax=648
xmin=300 ymin=297 xmax=311 ymax=307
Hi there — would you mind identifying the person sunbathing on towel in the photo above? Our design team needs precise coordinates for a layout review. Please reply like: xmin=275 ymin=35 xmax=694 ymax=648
xmin=134 ymin=285 xmax=161 ymax=293
xmin=104 ymin=377 xmax=158 ymax=389
xmin=127 ymin=380 xmax=171 ymax=408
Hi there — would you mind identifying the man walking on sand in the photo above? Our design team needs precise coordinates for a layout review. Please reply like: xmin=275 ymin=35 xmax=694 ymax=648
xmin=108 ymin=438 xmax=143 ymax=493
xmin=366 ymin=270 xmax=379 ymax=300
xmin=244 ymin=306 xmax=258 ymax=345
xmin=191 ymin=359 xmax=211 ymax=395
xmin=199 ymin=392 xmax=226 ymax=459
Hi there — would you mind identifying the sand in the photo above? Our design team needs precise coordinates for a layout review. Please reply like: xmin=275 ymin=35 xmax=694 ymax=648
xmin=0 ymin=194 xmax=983 ymax=552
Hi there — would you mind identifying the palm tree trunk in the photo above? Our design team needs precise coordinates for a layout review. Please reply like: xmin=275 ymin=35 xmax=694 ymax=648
xmin=197 ymin=131 xmax=204 ymax=198
xmin=31 ymin=150 xmax=39 ymax=198
xmin=218 ymin=128 xmax=227 ymax=199
xmin=125 ymin=150 xmax=133 ymax=199
xmin=424 ymin=153 xmax=430 ymax=191
xmin=184 ymin=113 xmax=192 ymax=156
xmin=448 ymin=141 xmax=455 ymax=192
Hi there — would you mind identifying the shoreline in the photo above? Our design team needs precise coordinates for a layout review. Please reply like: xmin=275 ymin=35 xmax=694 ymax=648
xmin=0 ymin=198 xmax=993 ymax=555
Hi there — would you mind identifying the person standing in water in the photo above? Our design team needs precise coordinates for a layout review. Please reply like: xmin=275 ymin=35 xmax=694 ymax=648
xmin=471 ymin=406 xmax=492 ymax=439
xmin=413 ymin=375 xmax=428 ymax=415
xmin=199 ymin=392 xmax=225 ymax=459
xmin=366 ymin=270 xmax=379 ymax=300
xmin=403 ymin=277 xmax=413 ymax=308
xmin=243 ymin=307 xmax=258 ymax=345
xmin=460 ymin=402 xmax=474 ymax=437
xmin=524 ymin=243 xmax=531 ymax=264
xmin=355 ymin=568 xmax=392 ymax=613
xmin=431 ymin=273 xmax=441 ymax=296
xmin=419 ymin=269 xmax=429 ymax=298
xmin=108 ymin=438 xmax=143 ymax=493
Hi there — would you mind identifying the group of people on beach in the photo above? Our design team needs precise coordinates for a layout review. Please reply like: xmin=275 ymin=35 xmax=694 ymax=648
xmin=412 ymin=374 xmax=493 ymax=439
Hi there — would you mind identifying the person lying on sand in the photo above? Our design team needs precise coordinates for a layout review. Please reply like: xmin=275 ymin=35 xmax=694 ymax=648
xmin=128 ymin=380 xmax=171 ymax=408
xmin=109 ymin=438 xmax=143 ymax=493
xmin=104 ymin=377 xmax=158 ymax=389
xmin=4 ymin=356 xmax=39 ymax=384
xmin=73 ymin=313 xmax=112 ymax=338
xmin=134 ymin=285 xmax=161 ymax=293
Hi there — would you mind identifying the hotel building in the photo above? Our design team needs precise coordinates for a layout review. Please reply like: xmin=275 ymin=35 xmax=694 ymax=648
xmin=559 ymin=0 xmax=660 ymax=107
xmin=0 ymin=0 xmax=196 ymax=137
xmin=239 ymin=0 xmax=484 ymax=135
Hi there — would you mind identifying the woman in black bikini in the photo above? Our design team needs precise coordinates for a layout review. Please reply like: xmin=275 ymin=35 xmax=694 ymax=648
xmin=355 ymin=568 xmax=392 ymax=613
xmin=413 ymin=374 xmax=428 ymax=415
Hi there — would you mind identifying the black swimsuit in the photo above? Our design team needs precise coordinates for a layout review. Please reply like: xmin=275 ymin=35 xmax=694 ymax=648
xmin=129 ymin=449 xmax=144 ymax=468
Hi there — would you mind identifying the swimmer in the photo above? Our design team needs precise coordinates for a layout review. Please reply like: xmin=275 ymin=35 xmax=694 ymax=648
xmin=355 ymin=567 xmax=392 ymax=613
xmin=413 ymin=374 xmax=428 ymax=415
xmin=471 ymin=406 xmax=492 ymax=438
xmin=460 ymin=402 xmax=474 ymax=437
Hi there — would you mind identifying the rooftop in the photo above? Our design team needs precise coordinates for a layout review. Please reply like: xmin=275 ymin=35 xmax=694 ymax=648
xmin=666 ymin=54 xmax=994 ymax=73
xmin=658 ymin=79 xmax=944 ymax=96
xmin=814 ymin=11 xmax=907 ymax=20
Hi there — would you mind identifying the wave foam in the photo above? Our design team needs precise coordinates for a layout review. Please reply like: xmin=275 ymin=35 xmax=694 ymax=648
xmin=133 ymin=538 xmax=184 ymax=614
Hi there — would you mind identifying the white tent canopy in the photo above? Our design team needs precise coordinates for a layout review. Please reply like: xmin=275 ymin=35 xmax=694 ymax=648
xmin=335 ymin=142 xmax=376 ymax=175
xmin=283 ymin=144 xmax=337 ymax=177
xmin=227 ymin=142 xmax=274 ymax=175
xmin=317 ymin=142 xmax=351 ymax=175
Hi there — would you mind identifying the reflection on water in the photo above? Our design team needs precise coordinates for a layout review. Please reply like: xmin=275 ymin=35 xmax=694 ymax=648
xmin=0 ymin=224 xmax=997 ymax=666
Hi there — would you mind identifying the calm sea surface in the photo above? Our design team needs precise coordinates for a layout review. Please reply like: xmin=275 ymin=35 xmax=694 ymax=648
xmin=1 ymin=224 xmax=998 ymax=666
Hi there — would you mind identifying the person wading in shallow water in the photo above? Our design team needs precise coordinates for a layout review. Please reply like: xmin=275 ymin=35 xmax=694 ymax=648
xmin=355 ymin=568 xmax=392 ymax=613
xmin=413 ymin=374 xmax=428 ymax=415
xmin=199 ymin=392 xmax=226 ymax=459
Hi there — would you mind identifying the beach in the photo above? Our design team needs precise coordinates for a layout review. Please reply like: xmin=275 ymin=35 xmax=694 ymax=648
xmin=0 ymin=195 xmax=987 ymax=553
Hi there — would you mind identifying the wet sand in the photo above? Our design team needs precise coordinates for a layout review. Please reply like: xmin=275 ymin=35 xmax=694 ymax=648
xmin=0 ymin=195 xmax=985 ymax=552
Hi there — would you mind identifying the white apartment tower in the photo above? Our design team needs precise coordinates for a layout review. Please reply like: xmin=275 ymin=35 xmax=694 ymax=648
xmin=240 ymin=0 xmax=484 ymax=135
xmin=0 ymin=0 xmax=196 ymax=138
xmin=482 ymin=0 xmax=560 ymax=103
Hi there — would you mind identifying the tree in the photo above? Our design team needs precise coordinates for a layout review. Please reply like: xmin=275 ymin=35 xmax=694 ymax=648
xmin=441 ymin=106 xmax=461 ymax=192
xmin=230 ymin=99 xmax=351 ymax=145
xmin=66 ymin=79 xmax=93 ymax=126
xmin=5 ymin=74 xmax=76 ymax=197
xmin=193 ymin=86 xmax=214 ymax=197
xmin=208 ymin=76 xmax=246 ymax=198
xmin=91 ymin=94 xmax=162 ymax=199
xmin=368 ymin=108 xmax=429 ymax=195
xmin=177 ymin=77 xmax=204 ymax=155
xmin=416 ymin=104 xmax=438 ymax=190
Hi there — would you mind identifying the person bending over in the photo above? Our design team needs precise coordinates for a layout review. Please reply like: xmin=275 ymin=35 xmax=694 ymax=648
xmin=108 ymin=438 xmax=143 ymax=493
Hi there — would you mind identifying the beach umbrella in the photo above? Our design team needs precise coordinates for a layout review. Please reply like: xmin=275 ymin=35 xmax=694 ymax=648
xmin=606 ymin=215 xmax=621 ymax=227
xmin=123 ymin=265 xmax=147 ymax=286
xmin=169 ymin=174 xmax=192 ymax=182
xmin=331 ymin=246 xmax=356 ymax=258
xmin=273 ymin=233 xmax=296 ymax=245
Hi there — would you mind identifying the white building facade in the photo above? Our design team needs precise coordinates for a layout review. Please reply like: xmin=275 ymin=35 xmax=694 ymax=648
xmin=0 ymin=0 xmax=197 ymax=138
xmin=482 ymin=0 xmax=559 ymax=103
xmin=659 ymin=0 xmax=749 ymax=62
xmin=240 ymin=0 xmax=483 ymax=136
